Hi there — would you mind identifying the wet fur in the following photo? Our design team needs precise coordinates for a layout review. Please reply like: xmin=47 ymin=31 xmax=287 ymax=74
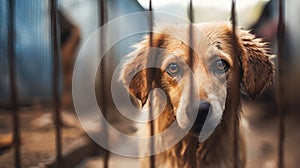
xmin=120 ymin=22 xmax=274 ymax=168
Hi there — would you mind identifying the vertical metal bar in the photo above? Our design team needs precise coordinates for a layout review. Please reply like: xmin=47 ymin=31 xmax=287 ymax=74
xmin=189 ymin=0 xmax=209 ymax=140
xmin=188 ymin=0 xmax=195 ymax=117
xmin=98 ymin=0 xmax=110 ymax=168
xmin=230 ymin=0 xmax=241 ymax=167
xmin=277 ymin=0 xmax=285 ymax=167
xmin=188 ymin=0 xmax=194 ymax=68
xmin=50 ymin=0 xmax=63 ymax=167
xmin=148 ymin=1 xmax=155 ymax=168
xmin=188 ymin=1 xmax=203 ymax=153
xmin=8 ymin=0 xmax=21 ymax=167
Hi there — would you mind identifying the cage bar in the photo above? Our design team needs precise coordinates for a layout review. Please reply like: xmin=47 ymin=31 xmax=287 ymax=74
xmin=277 ymin=0 xmax=285 ymax=167
xmin=188 ymin=0 xmax=195 ymax=132
xmin=188 ymin=0 xmax=194 ymax=67
xmin=50 ymin=0 xmax=63 ymax=167
xmin=98 ymin=0 xmax=110 ymax=168
xmin=147 ymin=1 xmax=156 ymax=168
xmin=230 ymin=0 xmax=241 ymax=167
xmin=8 ymin=0 xmax=21 ymax=167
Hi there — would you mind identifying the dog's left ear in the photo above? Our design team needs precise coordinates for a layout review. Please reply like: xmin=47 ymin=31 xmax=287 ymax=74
xmin=238 ymin=30 xmax=275 ymax=99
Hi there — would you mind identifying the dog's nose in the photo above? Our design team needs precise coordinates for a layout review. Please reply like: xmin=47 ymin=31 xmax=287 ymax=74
xmin=191 ymin=101 xmax=211 ymax=132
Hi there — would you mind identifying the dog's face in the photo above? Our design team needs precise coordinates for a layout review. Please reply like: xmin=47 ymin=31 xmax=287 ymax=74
xmin=120 ymin=22 xmax=274 ymax=139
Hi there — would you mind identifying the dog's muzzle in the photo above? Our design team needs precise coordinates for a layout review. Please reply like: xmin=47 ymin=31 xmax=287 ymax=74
xmin=190 ymin=101 xmax=211 ymax=133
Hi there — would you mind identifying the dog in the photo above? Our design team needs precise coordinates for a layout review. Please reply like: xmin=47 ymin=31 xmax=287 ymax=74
xmin=119 ymin=22 xmax=274 ymax=168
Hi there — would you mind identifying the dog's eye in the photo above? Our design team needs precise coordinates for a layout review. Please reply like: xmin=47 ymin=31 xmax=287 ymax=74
xmin=166 ymin=63 xmax=181 ymax=76
xmin=213 ymin=59 xmax=229 ymax=74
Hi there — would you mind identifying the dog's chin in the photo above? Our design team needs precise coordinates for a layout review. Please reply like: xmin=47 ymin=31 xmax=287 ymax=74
xmin=188 ymin=121 xmax=220 ymax=142
xmin=188 ymin=129 xmax=214 ymax=140
xmin=175 ymin=119 xmax=215 ymax=142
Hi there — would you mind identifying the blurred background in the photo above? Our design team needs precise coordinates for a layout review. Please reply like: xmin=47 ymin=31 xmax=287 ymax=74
xmin=0 ymin=0 xmax=300 ymax=167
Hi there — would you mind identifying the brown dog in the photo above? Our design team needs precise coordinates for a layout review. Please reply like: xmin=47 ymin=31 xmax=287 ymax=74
xmin=120 ymin=22 xmax=274 ymax=168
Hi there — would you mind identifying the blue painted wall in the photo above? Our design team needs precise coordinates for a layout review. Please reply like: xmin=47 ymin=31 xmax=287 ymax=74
xmin=0 ymin=0 xmax=146 ymax=107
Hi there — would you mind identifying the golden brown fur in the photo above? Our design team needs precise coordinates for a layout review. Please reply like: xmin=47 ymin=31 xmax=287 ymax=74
xmin=120 ymin=22 xmax=274 ymax=168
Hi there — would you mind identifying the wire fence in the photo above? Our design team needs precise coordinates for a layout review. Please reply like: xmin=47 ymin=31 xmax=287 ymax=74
xmin=5 ymin=0 xmax=285 ymax=167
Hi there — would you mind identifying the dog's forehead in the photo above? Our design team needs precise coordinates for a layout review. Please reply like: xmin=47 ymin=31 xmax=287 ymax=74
xmin=158 ymin=22 xmax=231 ymax=42
xmin=158 ymin=22 xmax=233 ymax=63
xmin=194 ymin=22 xmax=233 ymax=51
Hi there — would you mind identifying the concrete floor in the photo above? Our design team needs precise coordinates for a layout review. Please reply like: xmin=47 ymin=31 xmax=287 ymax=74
xmin=1 ymin=96 xmax=299 ymax=168
xmin=76 ymin=101 xmax=300 ymax=168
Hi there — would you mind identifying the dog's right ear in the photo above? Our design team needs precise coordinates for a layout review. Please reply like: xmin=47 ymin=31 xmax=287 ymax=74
xmin=119 ymin=34 xmax=165 ymax=108
xmin=120 ymin=42 xmax=149 ymax=107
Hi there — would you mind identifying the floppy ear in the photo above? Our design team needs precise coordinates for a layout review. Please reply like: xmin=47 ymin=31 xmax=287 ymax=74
xmin=238 ymin=30 xmax=275 ymax=99
xmin=119 ymin=34 xmax=165 ymax=107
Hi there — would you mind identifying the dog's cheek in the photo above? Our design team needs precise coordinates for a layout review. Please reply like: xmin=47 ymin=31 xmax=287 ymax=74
xmin=161 ymin=76 xmax=180 ymax=113
xmin=151 ymin=88 xmax=168 ymax=118
xmin=168 ymin=87 xmax=180 ymax=110
xmin=176 ymin=102 xmax=189 ymax=129
xmin=210 ymin=96 xmax=224 ymax=124
xmin=217 ymin=84 xmax=227 ymax=111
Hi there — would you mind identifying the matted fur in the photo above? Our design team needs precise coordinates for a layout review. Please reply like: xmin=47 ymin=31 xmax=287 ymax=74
xmin=120 ymin=22 xmax=274 ymax=168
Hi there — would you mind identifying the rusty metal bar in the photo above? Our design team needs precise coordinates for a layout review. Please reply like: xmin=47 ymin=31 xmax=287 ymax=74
xmin=98 ymin=0 xmax=110 ymax=168
xmin=188 ymin=0 xmax=195 ymax=121
xmin=148 ymin=1 xmax=155 ymax=168
xmin=8 ymin=0 xmax=21 ymax=167
xmin=50 ymin=0 xmax=63 ymax=167
xmin=277 ymin=0 xmax=285 ymax=167
xmin=188 ymin=0 xmax=203 ymax=148
xmin=188 ymin=0 xmax=194 ymax=68
xmin=230 ymin=0 xmax=241 ymax=167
